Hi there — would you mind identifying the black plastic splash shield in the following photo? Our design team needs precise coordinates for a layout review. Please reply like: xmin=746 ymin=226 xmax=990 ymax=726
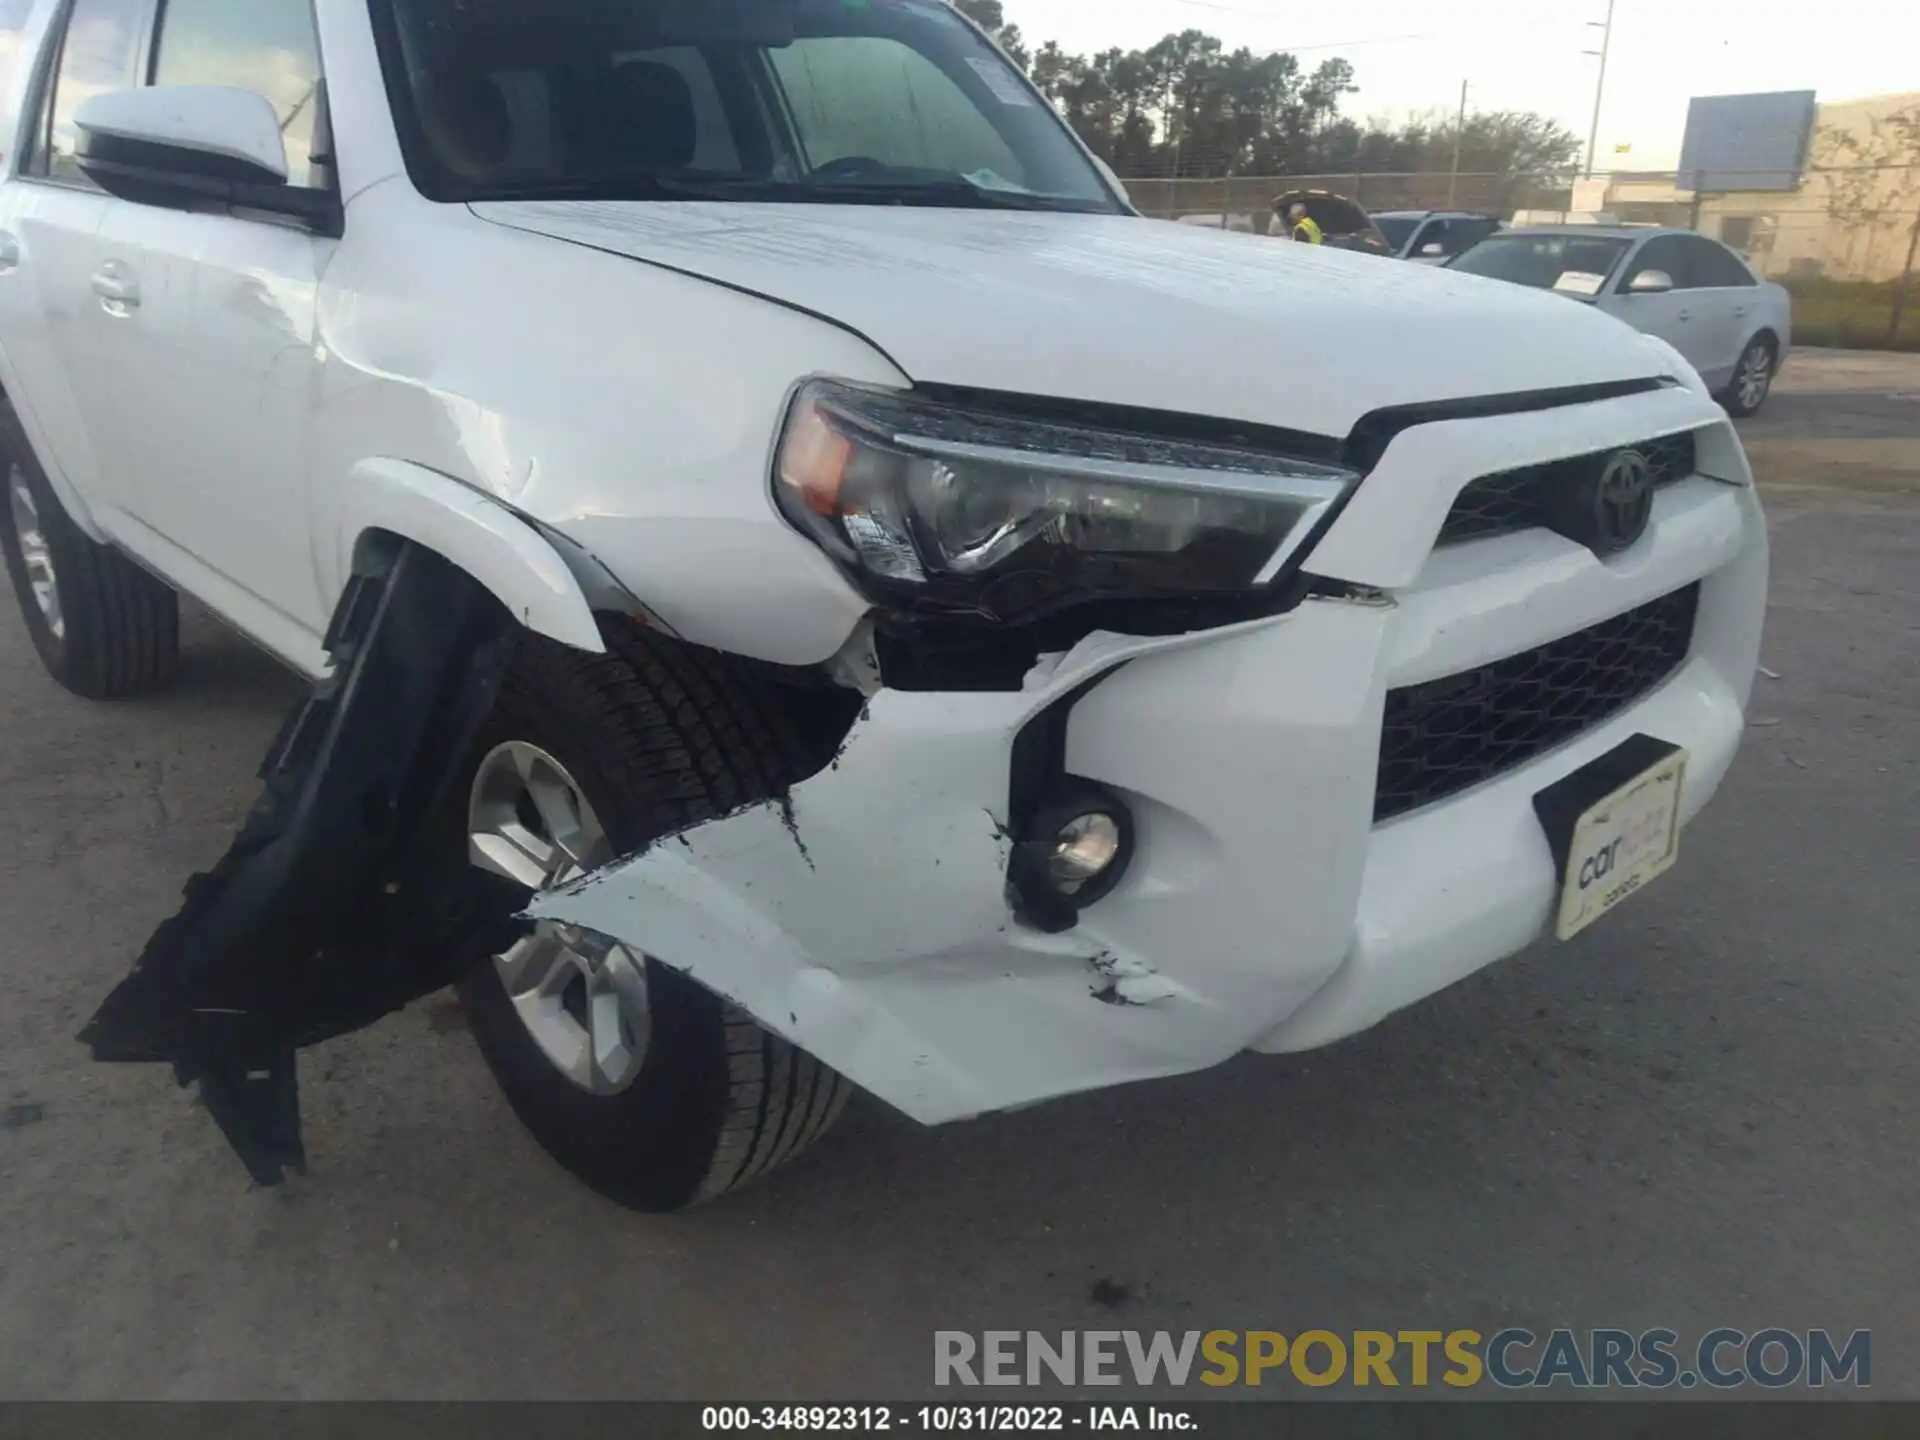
xmin=79 ymin=539 xmax=524 ymax=1184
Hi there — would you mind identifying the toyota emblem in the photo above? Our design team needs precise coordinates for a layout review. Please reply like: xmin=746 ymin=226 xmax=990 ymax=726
xmin=1592 ymin=450 xmax=1654 ymax=554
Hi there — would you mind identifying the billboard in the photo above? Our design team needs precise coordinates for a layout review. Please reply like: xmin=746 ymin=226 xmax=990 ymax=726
xmin=1678 ymin=91 xmax=1818 ymax=192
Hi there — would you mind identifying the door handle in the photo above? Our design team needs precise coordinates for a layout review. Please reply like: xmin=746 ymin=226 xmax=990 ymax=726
xmin=0 ymin=232 xmax=20 ymax=273
xmin=90 ymin=263 xmax=140 ymax=311
xmin=1676 ymin=309 xmax=1692 ymax=322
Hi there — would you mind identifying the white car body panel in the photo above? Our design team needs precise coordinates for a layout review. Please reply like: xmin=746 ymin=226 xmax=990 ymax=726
xmin=1307 ymin=383 xmax=1722 ymax=588
xmin=80 ymin=197 xmax=334 ymax=631
xmin=1598 ymin=277 xmax=1792 ymax=394
xmin=537 ymin=390 xmax=1767 ymax=1121
xmin=0 ymin=183 xmax=116 ymax=539
xmin=304 ymin=184 xmax=893 ymax=666
xmin=0 ymin=0 xmax=107 ymax=540
xmin=335 ymin=458 xmax=606 ymax=657
xmin=472 ymin=200 xmax=1669 ymax=437
xmin=0 ymin=0 xmax=1773 ymax=1126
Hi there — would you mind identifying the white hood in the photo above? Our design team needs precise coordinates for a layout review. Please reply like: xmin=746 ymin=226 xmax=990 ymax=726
xmin=473 ymin=202 xmax=1668 ymax=438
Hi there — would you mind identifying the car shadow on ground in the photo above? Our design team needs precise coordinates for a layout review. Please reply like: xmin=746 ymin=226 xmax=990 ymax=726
xmin=161 ymin=605 xmax=310 ymax=713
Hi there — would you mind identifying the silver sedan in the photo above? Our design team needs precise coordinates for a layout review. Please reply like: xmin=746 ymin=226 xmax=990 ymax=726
xmin=1448 ymin=226 xmax=1793 ymax=416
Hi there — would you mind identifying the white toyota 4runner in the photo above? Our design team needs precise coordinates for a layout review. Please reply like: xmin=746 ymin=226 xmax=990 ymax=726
xmin=0 ymin=0 xmax=1767 ymax=1210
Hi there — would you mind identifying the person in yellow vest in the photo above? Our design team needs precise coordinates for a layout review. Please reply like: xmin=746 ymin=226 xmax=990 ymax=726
xmin=1285 ymin=202 xmax=1324 ymax=244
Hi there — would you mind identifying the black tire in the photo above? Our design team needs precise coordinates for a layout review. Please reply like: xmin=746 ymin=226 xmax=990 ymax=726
xmin=1721 ymin=335 xmax=1777 ymax=418
xmin=455 ymin=621 xmax=852 ymax=1211
xmin=0 ymin=400 xmax=179 ymax=698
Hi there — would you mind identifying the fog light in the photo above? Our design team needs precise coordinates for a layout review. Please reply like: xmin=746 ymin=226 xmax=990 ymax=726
xmin=1047 ymin=813 xmax=1123 ymax=895
xmin=1006 ymin=788 xmax=1136 ymax=934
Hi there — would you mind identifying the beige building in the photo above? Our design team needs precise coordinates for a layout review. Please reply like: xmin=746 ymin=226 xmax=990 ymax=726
xmin=1558 ymin=92 xmax=1920 ymax=283
xmin=1696 ymin=92 xmax=1920 ymax=282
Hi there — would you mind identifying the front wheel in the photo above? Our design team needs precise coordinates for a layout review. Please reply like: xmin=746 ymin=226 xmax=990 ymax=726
xmin=0 ymin=401 xmax=178 ymax=698
xmin=453 ymin=623 xmax=852 ymax=1212
xmin=1723 ymin=337 xmax=1777 ymax=418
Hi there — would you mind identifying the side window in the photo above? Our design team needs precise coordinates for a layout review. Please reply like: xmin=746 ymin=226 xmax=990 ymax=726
xmin=38 ymin=0 xmax=150 ymax=185
xmin=1456 ymin=218 xmax=1499 ymax=251
xmin=0 ymin=0 xmax=35 ymax=165
xmin=553 ymin=47 xmax=740 ymax=180
xmin=1412 ymin=219 xmax=1447 ymax=256
xmin=488 ymin=69 xmax=557 ymax=174
xmin=1622 ymin=236 xmax=1690 ymax=291
xmin=612 ymin=49 xmax=737 ymax=170
xmin=1685 ymin=236 xmax=1758 ymax=288
xmin=1419 ymin=219 xmax=1494 ymax=259
xmin=151 ymin=0 xmax=327 ymax=189
xmin=769 ymin=36 xmax=1024 ymax=184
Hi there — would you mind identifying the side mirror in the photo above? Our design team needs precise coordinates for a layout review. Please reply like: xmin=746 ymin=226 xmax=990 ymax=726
xmin=1418 ymin=241 xmax=1446 ymax=256
xmin=77 ymin=86 xmax=289 ymax=190
xmin=75 ymin=84 xmax=339 ymax=232
xmin=1627 ymin=268 xmax=1674 ymax=294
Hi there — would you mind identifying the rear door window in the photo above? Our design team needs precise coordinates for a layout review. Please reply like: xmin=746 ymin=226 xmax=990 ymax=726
xmin=0 ymin=0 xmax=36 ymax=164
xmin=1683 ymin=236 xmax=1759 ymax=288
xmin=36 ymin=0 xmax=151 ymax=185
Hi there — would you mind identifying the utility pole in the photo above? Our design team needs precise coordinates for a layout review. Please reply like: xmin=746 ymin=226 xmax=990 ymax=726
xmin=1583 ymin=0 xmax=1616 ymax=180
xmin=1892 ymin=211 xmax=1920 ymax=343
xmin=1447 ymin=79 xmax=1469 ymax=206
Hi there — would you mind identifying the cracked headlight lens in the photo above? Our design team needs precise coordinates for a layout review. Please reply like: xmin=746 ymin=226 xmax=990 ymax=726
xmin=774 ymin=381 xmax=1358 ymax=622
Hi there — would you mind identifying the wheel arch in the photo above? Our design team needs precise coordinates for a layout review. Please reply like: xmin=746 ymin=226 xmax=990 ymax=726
xmin=0 ymin=354 xmax=111 ymax=543
xmin=336 ymin=458 xmax=605 ymax=654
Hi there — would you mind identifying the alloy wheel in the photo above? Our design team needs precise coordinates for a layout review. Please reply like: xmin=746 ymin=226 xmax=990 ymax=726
xmin=467 ymin=741 xmax=650 ymax=1095
xmin=1737 ymin=346 xmax=1773 ymax=411
xmin=7 ymin=465 xmax=61 ymax=640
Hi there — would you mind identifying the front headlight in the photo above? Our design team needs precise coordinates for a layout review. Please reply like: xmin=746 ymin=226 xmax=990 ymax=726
xmin=773 ymin=381 xmax=1358 ymax=622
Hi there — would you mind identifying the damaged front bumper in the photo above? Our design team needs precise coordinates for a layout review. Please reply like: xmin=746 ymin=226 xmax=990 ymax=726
xmin=84 ymin=387 xmax=1768 ymax=1177
xmin=532 ymin=469 xmax=1767 ymax=1124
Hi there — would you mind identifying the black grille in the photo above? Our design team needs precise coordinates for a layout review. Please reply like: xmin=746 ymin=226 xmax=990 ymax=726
xmin=1375 ymin=584 xmax=1700 ymax=822
xmin=1438 ymin=431 xmax=1698 ymax=547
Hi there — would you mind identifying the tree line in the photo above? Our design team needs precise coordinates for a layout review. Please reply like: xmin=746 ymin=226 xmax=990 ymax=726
xmin=955 ymin=0 xmax=1583 ymax=182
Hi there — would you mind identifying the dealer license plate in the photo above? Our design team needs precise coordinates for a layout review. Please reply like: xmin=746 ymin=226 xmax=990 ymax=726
xmin=1551 ymin=747 xmax=1688 ymax=940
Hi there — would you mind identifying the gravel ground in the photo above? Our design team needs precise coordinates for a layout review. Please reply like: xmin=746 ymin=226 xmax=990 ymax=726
xmin=0 ymin=350 xmax=1914 ymax=1400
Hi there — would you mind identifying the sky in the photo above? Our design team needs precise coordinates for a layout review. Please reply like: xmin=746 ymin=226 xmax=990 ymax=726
xmin=999 ymin=0 xmax=1920 ymax=170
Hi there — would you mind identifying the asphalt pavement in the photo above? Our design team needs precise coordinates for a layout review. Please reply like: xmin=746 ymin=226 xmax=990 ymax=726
xmin=0 ymin=351 xmax=1915 ymax=1400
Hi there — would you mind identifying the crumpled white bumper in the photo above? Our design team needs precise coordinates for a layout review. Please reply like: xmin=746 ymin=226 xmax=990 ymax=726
xmin=533 ymin=397 xmax=1769 ymax=1126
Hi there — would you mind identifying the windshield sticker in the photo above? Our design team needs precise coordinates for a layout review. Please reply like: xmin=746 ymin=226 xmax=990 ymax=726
xmin=967 ymin=56 xmax=1036 ymax=106
xmin=1554 ymin=271 xmax=1607 ymax=295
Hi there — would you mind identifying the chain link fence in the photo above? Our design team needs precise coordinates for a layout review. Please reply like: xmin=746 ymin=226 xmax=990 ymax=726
xmin=1124 ymin=166 xmax=1920 ymax=350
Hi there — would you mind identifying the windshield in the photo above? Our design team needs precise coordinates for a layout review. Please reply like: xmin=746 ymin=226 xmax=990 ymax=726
xmin=369 ymin=0 xmax=1121 ymax=212
xmin=1373 ymin=216 xmax=1419 ymax=251
xmin=1447 ymin=233 xmax=1633 ymax=295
